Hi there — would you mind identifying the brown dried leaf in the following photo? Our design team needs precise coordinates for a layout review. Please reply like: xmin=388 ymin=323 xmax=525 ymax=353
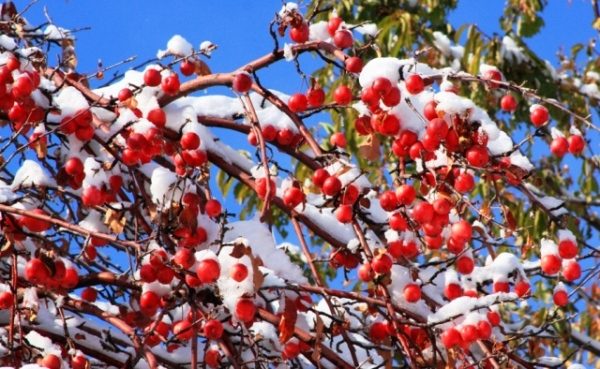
xmin=251 ymin=255 xmax=264 ymax=289
xmin=104 ymin=209 xmax=125 ymax=234
xmin=62 ymin=39 xmax=77 ymax=72
xmin=229 ymin=242 xmax=251 ymax=258
xmin=358 ymin=134 xmax=381 ymax=161
xmin=312 ymin=316 xmax=324 ymax=361
xmin=34 ymin=137 xmax=47 ymax=159
xmin=278 ymin=297 xmax=298 ymax=343
xmin=195 ymin=60 xmax=211 ymax=76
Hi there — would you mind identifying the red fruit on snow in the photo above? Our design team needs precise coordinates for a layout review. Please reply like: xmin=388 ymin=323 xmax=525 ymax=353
xmin=235 ymin=298 xmax=256 ymax=323
xmin=515 ymin=280 xmax=531 ymax=297
xmin=427 ymin=118 xmax=448 ymax=140
xmin=204 ymin=319 xmax=224 ymax=340
xmin=322 ymin=176 xmax=342 ymax=196
xmin=403 ymin=283 xmax=421 ymax=303
xmin=412 ymin=202 xmax=434 ymax=224
xmin=550 ymin=136 xmax=568 ymax=158
xmin=41 ymin=354 xmax=62 ymax=369
xmin=180 ymin=132 xmax=200 ymax=150
xmin=405 ymin=74 xmax=424 ymax=95
xmin=358 ymin=262 xmax=374 ymax=282
xmin=333 ymin=85 xmax=353 ymax=105
xmin=196 ymin=259 xmax=221 ymax=283
xmin=444 ymin=283 xmax=463 ymax=300
xmin=441 ymin=328 xmax=462 ymax=348
xmin=541 ymin=254 xmax=561 ymax=275
xmin=140 ymin=291 xmax=160 ymax=315
xmin=369 ymin=321 xmax=389 ymax=342
xmin=161 ymin=74 xmax=180 ymax=95
xmin=451 ymin=220 xmax=472 ymax=243
xmin=455 ymin=256 xmax=474 ymax=275
xmin=333 ymin=29 xmax=353 ymax=49
xmin=147 ymin=108 xmax=167 ymax=128
xmin=118 ymin=88 xmax=133 ymax=102
xmin=530 ymin=105 xmax=549 ymax=127
xmin=312 ymin=168 xmax=330 ymax=188
xmin=335 ymin=204 xmax=353 ymax=223
xmin=389 ymin=212 xmax=408 ymax=231
xmin=255 ymin=177 xmax=276 ymax=200
xmin=205 ymin=348 xmax=221 ymax=368
xmin=0 ymin=291 xmax=14 ymax=309
xmin=423 ymin=100 xmax=438 ymax=121
xmin=144 ymin=68 xmax=162 ymax=86
xmin=232 ymin=73 xmax=252 ymax=93
xmin=230 ymin=263 xmax=249 ymax=282
xmin=454 ymin=172 xmax=475 ymax=193
xmin=330 ymin=132 xmax=347 ymax=148
xmin=180 ymin=59 xmax=196 ymax=76
xmin=379 ymin=190 xmax=399 ymax=211
xmin=558 ymin=239 xmax=577 ymax=259
xmin=71 ymin=355 xmax=88 ymax=369
xmin=562 ymin=260 xmax=581 ymax=281
xmin=487 ymin=311 xmax=501 ymax=326
xmin=20 ymin=208 xmax=51 ymax=232
xmin=477 ymin=320 xmax=492 ymax=340
xmin=460 ymin=324 xmax=479 ymax=343
xmin=553 ymin=290 xmax=568 ymax=307
xmin=173 ymin=320 xmax=194 ymax=341
xmin=327 ymin=17 xmax=343 ymax=36
xmin=283 ymin=341 xmax=301 ymax=359
xmin=12 ymin=76 xmax=34 ymax=99
xmin=483 ymin=69 xmax=502 ymax=88
xmin=466 ymin=145 xmax=489 ymax=167
xmin=493 ymin=281 xmax=510 ymax=293
xmin=396 ymin=184 xmax=416 ymax=205
xmin=372 ymin=77 xmax=392 ymax=96
xmin=568 ymin=134 xmax=585 ymax=155
xmin=283 ymin=187 xmax=305 ymax=208
xmin=382 ymin=87 xmax=401 ymax=107
xmin=372 ymin=253 xmax=393 ymax=274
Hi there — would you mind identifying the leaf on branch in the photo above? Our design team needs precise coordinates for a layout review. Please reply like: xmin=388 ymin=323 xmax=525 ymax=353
xmin=104 ymin=209 xmax=125 ymax=234
xmin=194 ymin=60 xmax=211 ymax=76
xmin=251 ymin=254 xmax=264 ymax=290
xmin=229 ymin=242 xmax=251 ymax=258
xmin=62 ymin=39 xmax=78 ymax=72
xmin=278 ymin=297 xmax=298 ymax=343
xmin=358 ymin=134 xmax=381 ymax=161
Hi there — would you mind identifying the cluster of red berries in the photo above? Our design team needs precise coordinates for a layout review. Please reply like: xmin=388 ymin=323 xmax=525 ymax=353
xmin=24 ymin=257 xmax=79 ymax=289
xmin=59 ymin=109 xmax=95 ymax=141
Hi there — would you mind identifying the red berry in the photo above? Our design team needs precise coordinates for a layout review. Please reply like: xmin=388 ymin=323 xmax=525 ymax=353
xmin=444 ymin=283 xmax=463 ymax=300
xmin=180 ymin=60 xmax=195 ymax=76
xmin=161 ymin=74 xmax=180 ymax=95
xmin=140 ymin=291 xmax=160 ymax=315
xmin=389 ymin=212 xmax=408 ymax=231
xmin=335 ymin=204 xmax=353 ymax=223
xmin=530 ymin=105 xmax=549 ymax=127
xmin=333 ymin=29 xmax=353 ymax=49
xmin=196 ymin=259 xmax=221 ymax=283
xmin=12 ymin=76 xmax=34 ymax=99
xmin=147 ymin=108 xmax=166 ymax=128
xmin=283 ymin=341 xmax=301 ymax=359
xmin=62 ymin=268 xmax=79 ymax=289
xmin=20 ymin=209 xmax=51 ymax=232
xmin=553 ymin=290 xmax=568 ymax=307
xmin=322 ymin=176 xmax=342 ymax=196
xmin=372 ymin=253 xmax=393 ymax=274
xmin=290 ymin=23 xmax=309 ymax=43
xmin=550 ymin=136 xmax=568 ymax=158
xmin=232 ymin=73 xmax=252 ymax=93
xmin=0 ymin=291 xmax=13 ymax=309
xmin=41 ymin=354 xmax=62 ymax=369
xmin=261 ymin=125 xmax=277 ymax=141
xmin=432 ymin=198 xmax=451 ymax=215
xmin=81 ymin=287 xmax=98 ymax=302
xmin=205 ymin=348 xmax=221 ymax=368
xmin=477 ymin=320 xmax=492 ymax=340
xmin=412 ymin=202 xmax=434 ymax=224
xmin=403 ymin=283 xmax=421 ymax=303
xmin=180 ymin=132 xmax=200 ymax=150
xmin=558 ymin=239 xmax=577 ymax=259
xmin=493 ymin=281 xmax=510 ymax=293
xmin=288 ymin=93 xmax=308 ymax=113
xmin=455 ymin=256 xmax=474 ymax=275
xmin=405 ymin=75 xmax=424 ymax=95
xmin=451 ymin=220 xmax=472 ymax=243
xmin=255 ymin=177 xmax=276 ymax=200
xmin=358 ymin=262 xmax=374 ymax=282
xmin=235 ymin=298 xmax=256 ymax=323
xmin=382 ymin=87 xmax=401 ymax=107
xmin=144 ymin=68 xmax=162 ymax=87
xmin=71 ymin=356 xmax=88 ymax=369
xmin=395 ymin=184 xmax=416 ymax=205
xmin=500 ymin=94 xmax=517 ymax=112
xmin=369 ymin=321 xmax=389 ymax=342
xmin=427 ymin=118 xmax=448 ymax=140
xmin=118 ymin=88 xmax=133 ymax=102
xmin=562 ymin=260 xmax=581 ymax=281
xmin=568 ymin=135 xmax=585 ymax=155
xmin=345 ymin=57 xmax=363 ymax=73
xmin=333 ymin=85 xmax=353 ymax=105
xmin=454 ymin=172 xmax=475 ymax=193
xmin=379 ymin=190 xmax=399 ymax=212
xmin=283 ymin=187 xmax=305 ymax=208
xmin=172 ymin=320 xmax=194 ymax=341
xmin=515 ymin=280 xmax=531 ymax=297
xmin=312 ymin=168 xmax=330 ymax=188
xmin=372 ymin=77 xmax=392 ymax=96
xmin=487 ymin=311 xmax=501 ymax=326
xmin=483 ymin=69 xmax=503 ymax=88
xmin=466 ymin=145 xmax=489 ymax=167
xmin=441 ymin=328 xmax=462 ymax=348
xmin=541 ymin=254 xmax=561 ymax=275
xmin=307 ymin=87 xmax=325 ymax=108
xmin=423 ymin=100 xmax=438 ymax=121
xmin=205 ymin=199 xmax=222 ymax=217
xmin=327 ymin=17 xmax=343 ymax=36
xmin=230 ymin=263 xmax=249 ymax=282
xmin=6 ymin=56 xmax=20 ymax=71
xmin=203 ymin=319 xmax=224 ymax=340
xmin=330 ymin=132 xmax=347 ymax=148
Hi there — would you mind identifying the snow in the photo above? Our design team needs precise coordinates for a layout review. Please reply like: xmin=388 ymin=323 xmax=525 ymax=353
xmin=353 ymin=23 xmax=378 ymax=37
xmin=557 ymin=229 xmax=576 ymax=242
xmin=510 ymin=151 xmax=534 ymax=171
xmin=54 ymin=86 xmax=89 ymax=117
xmin=309 ymin=21 xmax=330 ymax=41
xmin=540 ymin=239 xmax=558 ymax=257
xmin=283 ymin=43 xmax=295 ymax=61
xmin=524 ymin=183 xmax=568 ymax=216
xmin=150 ymin=167 xmax=183 ymax=207
xmin=0 ymin=180 xmax=18 ymax=203
xmin=500 ymin=36 xmax=527 ymax=64
xmin=428 ymin=293 xmax=517 ymax=324
xmin=278 ymin=2 xmax=298 ymax=16
xmin=44 ymin=24 xmax=72 ymax=40
xmin=157 ymin=34 xmax=193 ymax=58
xmin=0 ymin=35 xmax=16 ymax=50
xmin=11 ymin=160 xmax=55 ymax=189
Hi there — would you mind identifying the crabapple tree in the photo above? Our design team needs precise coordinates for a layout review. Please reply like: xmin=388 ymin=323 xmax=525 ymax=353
xmin=0 ymin=1 xmax=599 ymax=369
